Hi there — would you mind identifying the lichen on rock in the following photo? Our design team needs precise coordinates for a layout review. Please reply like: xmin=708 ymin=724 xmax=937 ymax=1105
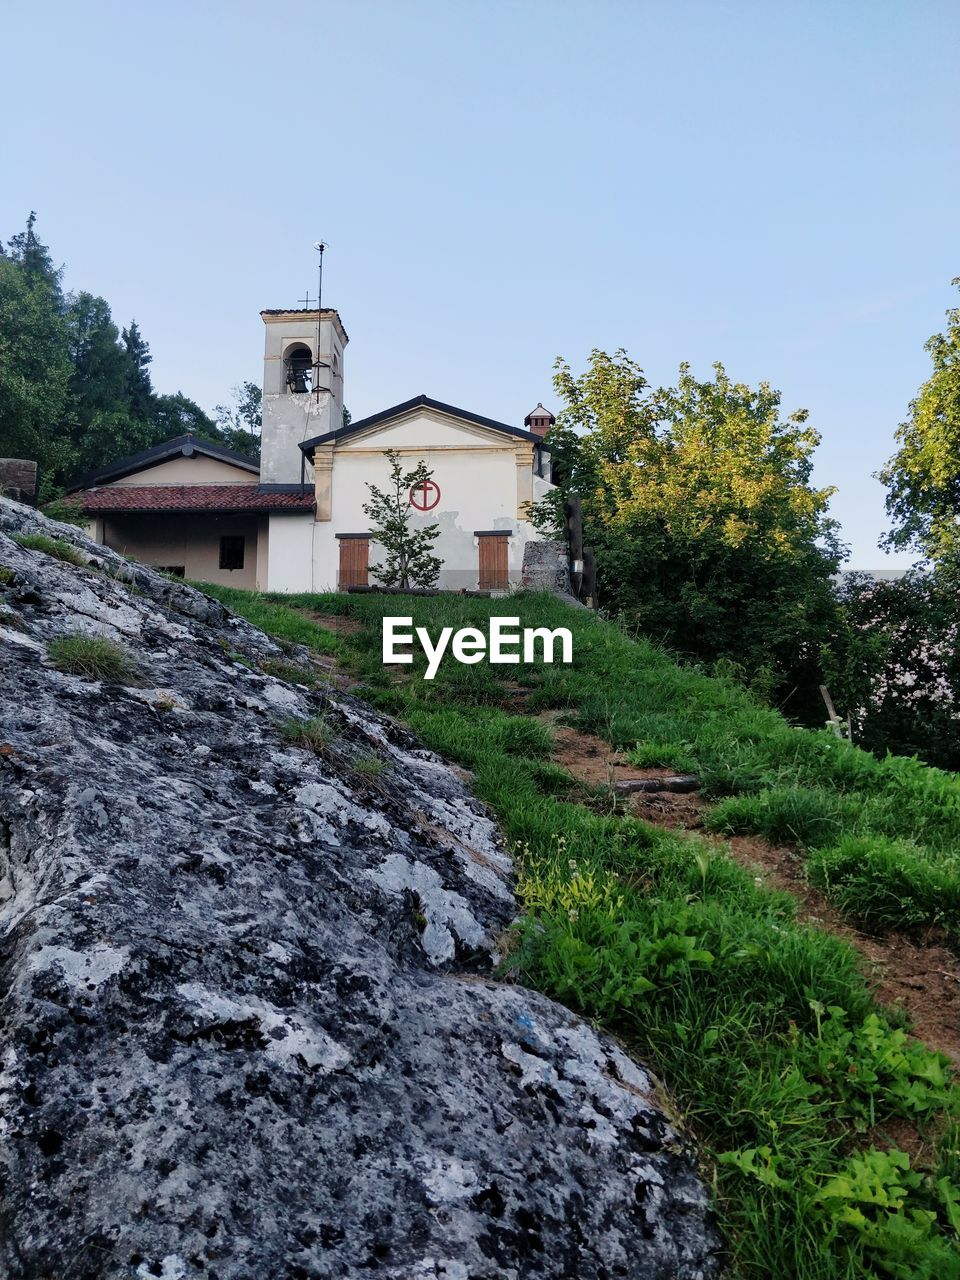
xmin=0 ymin=498 xmax=721 ymax=1280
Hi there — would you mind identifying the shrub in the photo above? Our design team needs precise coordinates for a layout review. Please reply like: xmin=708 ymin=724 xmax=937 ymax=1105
xmin=825 ymin=563 xmax=960 ymax=772
xmin=14 ymin=533 xmax=86 ymax=566
xmin=47 ymin=632 xmax=135 ymax=682
xmin=40 ymin=497 xmax=88 ymax=528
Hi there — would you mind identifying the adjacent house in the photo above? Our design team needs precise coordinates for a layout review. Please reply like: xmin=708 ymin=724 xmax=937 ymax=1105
xmin=68 ymin=307 xmax=555 ymax=592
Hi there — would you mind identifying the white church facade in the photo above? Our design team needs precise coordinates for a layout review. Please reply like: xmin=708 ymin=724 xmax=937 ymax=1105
xmin=69 ymin=307 xmax=556 ymax=593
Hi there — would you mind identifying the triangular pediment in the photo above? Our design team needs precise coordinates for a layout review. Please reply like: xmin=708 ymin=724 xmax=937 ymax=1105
xmin=299 ymin=394 xmax=540 ymax=462
xmin=336 ymin=406 xmax=522 ymax=452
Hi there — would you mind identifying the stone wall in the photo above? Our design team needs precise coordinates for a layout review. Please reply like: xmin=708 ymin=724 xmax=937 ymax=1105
xmin=520 ymin=538 xmax=571 ymax=594
xmin=0 ymin=458 xmax=37 ymax=504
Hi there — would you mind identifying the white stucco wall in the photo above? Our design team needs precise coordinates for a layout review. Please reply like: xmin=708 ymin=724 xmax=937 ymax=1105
xmin=260 ymin=393 xmax=332 ymax=487
xmin=265 ymin=515 xmax=320 ymax=593
xmin=266 ymin=408 xmax=552 ymax=592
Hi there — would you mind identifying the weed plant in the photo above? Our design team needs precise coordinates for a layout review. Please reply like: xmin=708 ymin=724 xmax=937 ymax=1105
xmin=351 ymin=751 xmax=389 ymax=782
xmin=47 ymin=632 xmax=135 ymax=682
xmin=279 ymin=715 xmax=334 ymax=755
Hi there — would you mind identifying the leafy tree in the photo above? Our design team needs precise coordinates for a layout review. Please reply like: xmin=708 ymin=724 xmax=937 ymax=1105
xmin=531 ymin=350 xmax=844 ymax=716
xmin=149 ymin=391 xmax=218 ymax=443
xmin=214 ymin=380 xmax=261 ymax=457
xmin=878 ymin=280 xmax=960 ymax=569
xmin=824 ymin=569 xmax=960 ymax=770
xmin=75 ymin=411 xmax=155 ymax=476
xmin=363 ymin=449 xmax=441 ymax=589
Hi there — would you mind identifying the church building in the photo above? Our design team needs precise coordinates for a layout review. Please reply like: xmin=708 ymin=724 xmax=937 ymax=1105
xmin=68 ymin=307 xmax=556 ymax=592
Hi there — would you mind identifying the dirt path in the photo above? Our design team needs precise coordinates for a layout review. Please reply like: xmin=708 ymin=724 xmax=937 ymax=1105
xmin=547 ymin=720 xmax=682 ymax=788
xmin=306 ymin=611 xmax=365 ymax=637
xmin=299 ymin=613 xmax=367 ymax=692
xmin=547 ymin=716 xmax=960 ymax=1064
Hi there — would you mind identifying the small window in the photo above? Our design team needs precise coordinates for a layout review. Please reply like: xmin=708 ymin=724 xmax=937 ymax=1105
xmin=155 ymin=564 xmax=185 ymax=578
xmin=219 ymin=536 xmax=245 ymax=571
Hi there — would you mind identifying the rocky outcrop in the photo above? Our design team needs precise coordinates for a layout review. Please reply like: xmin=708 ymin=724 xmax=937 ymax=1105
xmin=0 ymin=499 xmax=721 ymax=1280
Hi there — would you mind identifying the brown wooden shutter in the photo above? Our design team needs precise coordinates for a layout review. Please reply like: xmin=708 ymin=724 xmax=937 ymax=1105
xmin=337 ymin=536 xmax=369 ymax=589
xmin=478 ymin=534 xmax=509 ymax=590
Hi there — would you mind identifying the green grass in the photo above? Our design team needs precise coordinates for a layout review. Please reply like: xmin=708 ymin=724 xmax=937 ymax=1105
xmin=279 ymin=715 xmax=334 ymax=755
xmin=192 ymin=584 xmax=960 ymax=1278
xmin=625 ymin=739 xmax=698 ymax=771
xmin=809 ymin=835 xmax=960 ymax=935
xmin=351 ymin=750 xmax=390 ymax=782
xmin=14 ymin=533 xmax=86 ymax=566
xmin=47 ymin=632 xmax=136 ymax=682
xmin=191 ymin=583 xmax=339 ymax=657
xmin=706 ymin=786 xmax=860 ymax=847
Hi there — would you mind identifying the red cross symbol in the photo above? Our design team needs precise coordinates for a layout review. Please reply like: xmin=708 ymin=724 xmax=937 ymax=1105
xmin=409 ymin=479 xmax=440 ymax=511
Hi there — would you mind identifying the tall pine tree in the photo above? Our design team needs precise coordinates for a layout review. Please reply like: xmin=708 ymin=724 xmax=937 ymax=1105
xmin=0 ymin=212 xmax=275 ymax=491
xmin=0 ymin=215 xmax=71 ymax=491
xmin=122 ymin=321 xmax=154 ymax=421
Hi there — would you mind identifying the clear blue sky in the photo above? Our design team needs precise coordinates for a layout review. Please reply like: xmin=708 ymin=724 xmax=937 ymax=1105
xmin=3 ymin=1 xmax=958 ymax=566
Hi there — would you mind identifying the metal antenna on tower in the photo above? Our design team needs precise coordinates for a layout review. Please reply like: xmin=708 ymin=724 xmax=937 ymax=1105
xmin=313 ymin=240 xmax=329 ymax=401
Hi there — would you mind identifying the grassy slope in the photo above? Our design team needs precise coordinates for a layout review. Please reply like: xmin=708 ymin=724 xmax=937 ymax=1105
xmin=199 ymin=584 xmax=960 ymax=1279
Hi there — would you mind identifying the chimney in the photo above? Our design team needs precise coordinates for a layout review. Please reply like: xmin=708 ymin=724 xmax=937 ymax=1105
xmin=523 ymin=402 xmax=555 ymax=439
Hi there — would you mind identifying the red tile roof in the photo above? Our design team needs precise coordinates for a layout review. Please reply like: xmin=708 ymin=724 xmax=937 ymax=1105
xmin=79 ymin=484 xmax=315 ymax=514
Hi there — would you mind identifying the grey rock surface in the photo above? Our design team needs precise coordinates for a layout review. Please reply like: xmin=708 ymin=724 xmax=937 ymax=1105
xmin=0 ymin=499 xmax=721 ymax=1280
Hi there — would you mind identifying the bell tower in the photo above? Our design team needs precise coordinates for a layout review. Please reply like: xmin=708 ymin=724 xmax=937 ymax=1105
xmin=259 ymin=307 xmax=349 ymax=484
